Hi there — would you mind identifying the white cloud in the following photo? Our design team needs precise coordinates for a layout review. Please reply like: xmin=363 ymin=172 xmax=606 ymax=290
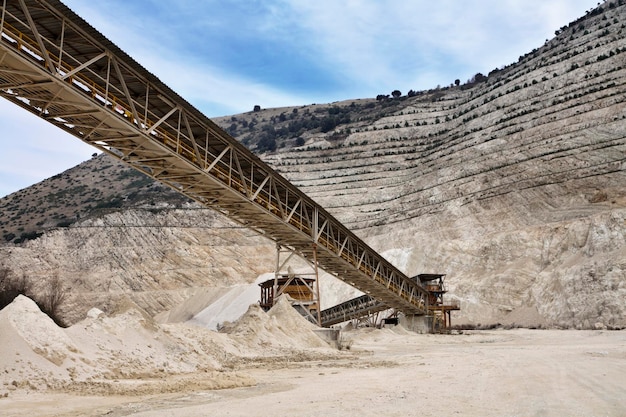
xmin=135 ymin=53 xmax=315 ymax=117
xmin=63 ymin=0 xmax=316 ymax=115
xmin=0 ymin=99 xmax=96 ymax=197
xmin=277 ymin=0 xmax=600 ymax=90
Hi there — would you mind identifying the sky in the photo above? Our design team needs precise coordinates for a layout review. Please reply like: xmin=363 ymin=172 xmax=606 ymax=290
xmin=0 ymin=0 xmax=602 ymax=198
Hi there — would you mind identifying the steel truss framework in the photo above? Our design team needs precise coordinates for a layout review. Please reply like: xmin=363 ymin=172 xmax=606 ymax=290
xmin=273 ymin=244 xmax=321 ymax=325
xmin=0 ymin=0 xmax=429 ymax=316
xmin=320 ymin=294 xmax=387 ymax=327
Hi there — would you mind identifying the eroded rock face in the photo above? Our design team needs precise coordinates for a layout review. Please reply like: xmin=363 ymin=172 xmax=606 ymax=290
xmin=1 ymin=3 xmax=625 ymax=328
xmin=363 ymin=204 xmax=626 ymax=328
xmin=1 ymin=208 xmax=275 ymax=324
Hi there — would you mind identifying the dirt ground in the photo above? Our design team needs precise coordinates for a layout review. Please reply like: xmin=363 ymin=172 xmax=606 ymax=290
xmin=2 ymin=328 xmax=625 ymax=417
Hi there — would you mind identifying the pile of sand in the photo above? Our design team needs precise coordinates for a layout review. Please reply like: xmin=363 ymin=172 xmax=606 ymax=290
xmin=0 ymin=294 xmax=336 ymax=397
xmin=185 ymin=274 xmax=273 ymax=330
xmin=0 ymin=295 xmax=78 ymax=391
xmin=0 ymin=296 xmax=241 ymax=394
xmin=223 ymin=295 xmax=330 ymax=353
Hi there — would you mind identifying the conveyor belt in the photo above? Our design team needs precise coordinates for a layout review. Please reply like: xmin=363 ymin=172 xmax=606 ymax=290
xmin=0 ymin=0 xmax=429 ymax=316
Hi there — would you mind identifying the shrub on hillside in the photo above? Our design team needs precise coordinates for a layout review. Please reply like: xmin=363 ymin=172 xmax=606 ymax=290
xmin=257 ymin=135 xmax=277 ymax=152
xmin=0 ymin=267 xmax=68 ymax=326
xmin=0 ymin=267 xmax=32 ymax=309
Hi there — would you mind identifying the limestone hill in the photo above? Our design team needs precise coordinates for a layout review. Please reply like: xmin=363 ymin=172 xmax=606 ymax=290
xmin=1 ymin=2 xmax=625 ymax=328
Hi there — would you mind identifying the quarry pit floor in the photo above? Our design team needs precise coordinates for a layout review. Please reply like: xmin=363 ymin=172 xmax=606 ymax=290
xmin=3 ymin=328 xmax=625 ymax=417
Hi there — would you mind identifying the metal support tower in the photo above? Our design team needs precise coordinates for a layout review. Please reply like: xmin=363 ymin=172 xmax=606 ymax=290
xmin=273 ymin=243 xmax=321 ymax=325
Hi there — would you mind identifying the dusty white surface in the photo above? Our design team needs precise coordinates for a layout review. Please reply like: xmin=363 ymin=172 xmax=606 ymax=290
xmin=121 ymin=329 xmax=625 ymax=417
xmin=187 ymin=273 xmax=274 ymax=330
xmin=2 ymin=304 xmax=625 ymax=417
xmin=0 ymin=295 xmax=335 ymax=397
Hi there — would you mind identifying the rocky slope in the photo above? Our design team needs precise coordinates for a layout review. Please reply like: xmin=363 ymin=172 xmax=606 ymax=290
xmin=1 ymin=2 xmax=625 ymax=328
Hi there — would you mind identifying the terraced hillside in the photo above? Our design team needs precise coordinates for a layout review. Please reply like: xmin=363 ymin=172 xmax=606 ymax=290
xmin=1 ymin=2 xmax=625 ymax=327
xmin=260 ymin=10 xmax=626 ymax=230
xmin=260 ymin=4 xmax=626 ymax=327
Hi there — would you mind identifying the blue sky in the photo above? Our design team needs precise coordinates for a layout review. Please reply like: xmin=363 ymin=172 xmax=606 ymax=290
xmin=0 ymin=0 xmax=601 ymax=197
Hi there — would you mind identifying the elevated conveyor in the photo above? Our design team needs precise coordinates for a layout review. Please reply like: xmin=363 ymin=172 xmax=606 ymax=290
xmin=320 ymin=274 xmax=460 ymax=329
xmin=0 ymin=0 xmax=430 ymax=316
xmin=320 ymin=295 xmax=387 ymax=327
